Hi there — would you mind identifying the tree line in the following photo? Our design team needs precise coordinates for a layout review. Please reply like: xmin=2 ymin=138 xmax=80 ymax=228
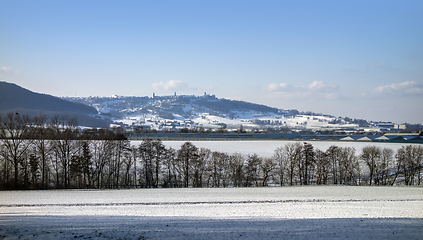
xmin=1 ymin=112 xmax=422 ymax=190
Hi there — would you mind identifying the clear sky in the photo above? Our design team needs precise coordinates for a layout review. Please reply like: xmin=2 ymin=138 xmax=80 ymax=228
xmin=1 ymin=0 xmax=422 ymax=124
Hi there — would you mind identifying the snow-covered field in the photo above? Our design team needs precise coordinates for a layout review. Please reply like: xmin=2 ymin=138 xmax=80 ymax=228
xmin=116 ymin=112 xmax=359 ymax=131
xmin=1 ymin=186 xmax=422 ymax=239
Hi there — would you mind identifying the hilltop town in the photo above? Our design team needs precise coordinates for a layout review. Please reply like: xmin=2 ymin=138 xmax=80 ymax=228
xmin=64 ymin=93 xmax=422 ymax=135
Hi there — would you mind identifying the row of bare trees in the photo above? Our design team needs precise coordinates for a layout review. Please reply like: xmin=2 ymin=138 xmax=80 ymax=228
xmin=0 ymin=112 xmax=129 ymax=189
xmin=1 ymin=112 xmax=422 ymax=189
xmin=275 ymin=142 xmax=422 ymax=186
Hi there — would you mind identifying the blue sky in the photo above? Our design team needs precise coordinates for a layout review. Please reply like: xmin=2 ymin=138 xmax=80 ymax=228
xmin=1 ymin=0 xmax=422 ymax=123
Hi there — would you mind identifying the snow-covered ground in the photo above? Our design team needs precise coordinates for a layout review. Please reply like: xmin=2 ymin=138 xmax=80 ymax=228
xmin=1 ymin=186 xmax=422 ymax=239
xmin=116 ymin=112 xmax=360 ymax=131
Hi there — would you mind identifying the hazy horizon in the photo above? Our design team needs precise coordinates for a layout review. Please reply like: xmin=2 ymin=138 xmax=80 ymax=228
xmin=1 ymin=1 xmax=422 ymax=123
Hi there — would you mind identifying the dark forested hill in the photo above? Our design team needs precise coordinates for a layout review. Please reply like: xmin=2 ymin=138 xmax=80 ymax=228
xmin=0 ymin=82 xmax=110 ymax=127
xmin=0 ymin=81 xmax=97 ymax=114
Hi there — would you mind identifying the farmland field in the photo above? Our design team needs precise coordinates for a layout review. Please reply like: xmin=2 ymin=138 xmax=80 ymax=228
xmin=1 ymin=186 xmax=422 ymax=239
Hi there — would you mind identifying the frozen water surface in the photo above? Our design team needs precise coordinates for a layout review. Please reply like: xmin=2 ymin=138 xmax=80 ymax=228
xmin=140 ymin=141 xmax=412 ymax=158
xmin=0 ymin=186 xmax=422 ymax=239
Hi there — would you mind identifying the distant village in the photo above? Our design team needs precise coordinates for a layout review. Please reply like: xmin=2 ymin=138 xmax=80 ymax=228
xmin=63 ymin=93 xmax=423 ymax=144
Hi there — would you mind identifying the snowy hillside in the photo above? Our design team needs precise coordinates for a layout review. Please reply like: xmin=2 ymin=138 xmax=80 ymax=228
xmin=65 ymin=93 xmax=374 ymax=132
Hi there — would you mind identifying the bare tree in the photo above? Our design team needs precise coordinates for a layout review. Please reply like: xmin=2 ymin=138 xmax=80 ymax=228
xmin=0 ymin=112 xmax=33 ymax=189
xmin=49 ymin=116 xmax=79 ymax=188
xmin=191 ymin=147 xmax=210 ymax=188
xmin=326 ymin=145 xmax=342 ymax=184
xmin=152 ymin=139 xmax=166 ymax=187
xmin=395 ymin=145 xmax=423 ymax=185
xmin=33 ymin=114 xmax=51 ymax=189
xmin=91 ymin=140 xmax=113 ymax=188
xmin=162 ymin=147 xmax=177 ymax=188
xmin=139 ymin=139 xmax=155 ymax=187
xmin=301 ymin=142 xmax=315 ymax=185
xmin=314 ymin=149 xmax=329 ymax=185
xmin=274 ymin=147 xmax=286 ymax=186
xmin=0 ymin=144 xmax=11 ymax=189
xmin=177 ymin=142 xmax=198 ymax=187
xmin=377 ymin=148 xmax=394 ymax=185
xmin=261 ymin=157 xmax=277 ymax=186
xmin=228 ymin=153 xmax=245 ymax=187
xmin=360 ymin=145 xmax=381 ymax=185
xmin=339 ymin=147 xmax=358 ymax=185
xmin=122 ymin=145 xmax=136 ymax=187
xmin=209 ymin=151 xmax=228 ymax=187
xmin=415 ymin=145 xmax=423 ymax=185
xmin=284 ymin=142 xmax=303 ymax=186
xmin=110 ymin=139 xmax=130 ymax=188
xmin=244 ymin=154 xmax=261 ymax=187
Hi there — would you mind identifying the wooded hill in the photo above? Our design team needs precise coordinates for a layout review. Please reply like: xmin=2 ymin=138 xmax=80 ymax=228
xmin=0 ymin=82 xmax=110 ymax=127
